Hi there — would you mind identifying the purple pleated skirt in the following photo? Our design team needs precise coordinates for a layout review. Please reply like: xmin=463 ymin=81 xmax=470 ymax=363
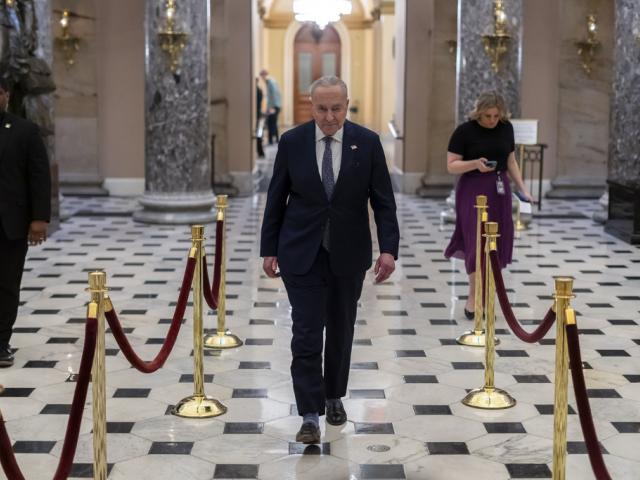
xmin=444 ymin=170 xmax=513 ymax=274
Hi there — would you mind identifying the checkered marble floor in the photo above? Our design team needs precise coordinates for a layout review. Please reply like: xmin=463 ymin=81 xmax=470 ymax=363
xmin=1 ymin=194 xmax=639 ymax=480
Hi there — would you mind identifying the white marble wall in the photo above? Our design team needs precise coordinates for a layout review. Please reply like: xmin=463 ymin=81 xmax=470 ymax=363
xmin=52 ymin=0 xmax=100 ymax=193
xmin=553 ymin=0 xmax=614 ymax=192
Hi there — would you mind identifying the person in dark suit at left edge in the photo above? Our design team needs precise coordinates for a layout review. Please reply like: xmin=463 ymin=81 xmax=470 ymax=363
xmin=0 ymin=76 xmax=51 ymax=368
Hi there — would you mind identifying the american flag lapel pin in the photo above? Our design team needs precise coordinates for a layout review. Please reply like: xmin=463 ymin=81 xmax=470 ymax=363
xmin=350 ymin=144 xmax=357 ymax=150
xmin=4 ymin=123 xmax=10 ymax=129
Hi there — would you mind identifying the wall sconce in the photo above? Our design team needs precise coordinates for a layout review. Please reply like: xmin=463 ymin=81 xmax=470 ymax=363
xmin=158 ymin=0 xmax=189 ymax=74
xmin=481 ymin=0 xmax=511 ymax=73
xmin=55 ymin=10 xmax=81 ymax=68
xmin=575 ymin=14 xmax=600 ymax=76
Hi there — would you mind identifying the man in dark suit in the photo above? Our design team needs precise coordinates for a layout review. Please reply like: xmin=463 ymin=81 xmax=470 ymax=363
xmin=0 ymin=76 xmax=51 ymax=367
xmin=260 ymin=76 xmax=399 ymax=443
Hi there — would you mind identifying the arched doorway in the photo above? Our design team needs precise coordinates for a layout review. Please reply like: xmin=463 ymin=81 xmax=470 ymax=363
xmin=293 ymin=24 xmax=341 ymax=124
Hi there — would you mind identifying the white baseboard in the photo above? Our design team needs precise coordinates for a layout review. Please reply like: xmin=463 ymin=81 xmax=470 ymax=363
xmin=103 ymin=177 xmax=145 ymax=197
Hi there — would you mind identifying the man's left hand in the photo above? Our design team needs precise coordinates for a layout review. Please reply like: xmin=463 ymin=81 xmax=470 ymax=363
xmin=28 ymin=221 xmax=48 ymax=246
xmin=374 ymin=253 xmax=395 ymax=284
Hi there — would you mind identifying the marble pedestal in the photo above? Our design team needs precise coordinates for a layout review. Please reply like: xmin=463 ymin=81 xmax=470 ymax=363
xmin=605 ymin=181 xmax=640 ymax=244
xmin=134 ymin=191 xmax=217 ymax=224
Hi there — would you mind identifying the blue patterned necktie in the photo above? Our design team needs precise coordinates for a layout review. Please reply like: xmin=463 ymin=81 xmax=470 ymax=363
xmin=322 ymin=136 xmax=334 ymax=250
xmin=322 ymin=136 xmax=334 ymax=199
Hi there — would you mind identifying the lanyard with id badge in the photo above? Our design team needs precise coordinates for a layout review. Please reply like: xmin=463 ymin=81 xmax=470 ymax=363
xmin=496 ymin=172 xmax=505 ymax=195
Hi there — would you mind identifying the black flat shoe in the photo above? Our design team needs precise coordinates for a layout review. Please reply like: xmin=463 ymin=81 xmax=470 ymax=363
xmin=0 ymin=345 xmax=14 ymax=368
xmin=464 ymin=308 xmax=475 ymax=320
xmin=295 ymin=421 xmax=321 ymax=444
xmin=326 ymin=401 xmax=347 ymax=426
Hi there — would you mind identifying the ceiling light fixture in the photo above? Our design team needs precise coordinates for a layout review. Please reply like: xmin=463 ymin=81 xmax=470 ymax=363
xmin=293 ymin=0 xmax=352 ymax=29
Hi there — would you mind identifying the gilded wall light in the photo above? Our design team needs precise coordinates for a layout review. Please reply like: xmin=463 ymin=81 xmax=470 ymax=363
xmin=481 ymin=0 xmax=511 ymax=73
xmin=575 ymin=14 xmax=600 ymax=76
xmin=55 ymin=10 xmax=81 ymax=68
xmin=158 ymin=0 xmax=189 ymax=74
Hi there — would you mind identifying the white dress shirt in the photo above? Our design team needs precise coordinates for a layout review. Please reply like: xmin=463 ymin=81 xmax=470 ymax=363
xmin=315 ymin=124 xmax=343 ymax=182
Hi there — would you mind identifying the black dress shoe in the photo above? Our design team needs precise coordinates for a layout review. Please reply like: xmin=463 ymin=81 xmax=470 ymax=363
xmin=295 ymin=421 xmax=321 ymax=444
xmin=326 ymin=401 xmax=347 ymax=426
xmin=464 ymin=308 xmax=475 ymax=320
xmin=0 ymin=345 xmax=14 ymax=368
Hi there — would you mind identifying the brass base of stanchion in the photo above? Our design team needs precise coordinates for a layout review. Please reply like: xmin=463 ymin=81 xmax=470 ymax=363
xmin=456 ymin=330 xmax=500 ymax=347
xmin=462 ymin=387 xmax=516 ymax=409
xmin=515 ymin=220 xmax=528 ymax=231
xmin=172 ymin=394 xmax=227 ymax=418
xmin=203 ymin=331 xmax=243 ymax=349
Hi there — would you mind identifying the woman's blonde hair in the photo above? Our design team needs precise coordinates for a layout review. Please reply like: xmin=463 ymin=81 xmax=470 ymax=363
xmin=468 ymin=91 xmax=510 ymax=122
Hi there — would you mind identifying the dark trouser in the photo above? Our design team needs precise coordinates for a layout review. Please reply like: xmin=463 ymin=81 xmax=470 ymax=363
xmin=0 ymin=224 xmax=28 ymax=347
xmin=281 ymin=248 xmax=365 ymax=416
xmin=256 ymin=115 xmax=265 ymax=158
xmin=267 ymin=107 xmax=280 ymax=145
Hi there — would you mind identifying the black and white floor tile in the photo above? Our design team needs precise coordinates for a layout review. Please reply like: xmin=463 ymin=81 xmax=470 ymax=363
xmin=0 ymin=193 xmax=639 ymax=479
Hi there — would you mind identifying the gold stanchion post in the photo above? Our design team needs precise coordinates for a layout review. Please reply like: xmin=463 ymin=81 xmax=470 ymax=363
xmin=457 ymin=195 xmax=499 ymax=347
xmin=515 ymin=144 xmax=528 ymax=232
xmin=204 ymin=195 xmax=243 ymax=349
xmin=552 ymin=277 xmax=575 ymax=480
xmin=87 ymin=271 xmax=108 ymax=480
xmin=462 ymin=222 xmax=516 ymax=409
xmin=173 ymin=225 xmax=227 ymax=418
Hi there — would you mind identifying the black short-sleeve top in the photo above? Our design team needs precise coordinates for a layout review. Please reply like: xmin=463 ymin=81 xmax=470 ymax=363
xmin=447 ymin=120 xmax=515 ymax=172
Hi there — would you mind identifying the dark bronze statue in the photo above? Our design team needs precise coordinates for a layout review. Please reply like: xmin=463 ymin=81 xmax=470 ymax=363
xmin=0 ymin=0 xmax=55 ymax=134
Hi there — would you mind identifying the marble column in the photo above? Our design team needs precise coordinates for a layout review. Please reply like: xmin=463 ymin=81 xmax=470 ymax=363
xmin=134 ymin=0 xmax=214 ymax=224
xmin=443 ymin=0 xmax=523 ymax=222
xmin=604 ymin=0 xmax=640 ymax=243
xmin=456 ymin=0 xmax=523 ymax=123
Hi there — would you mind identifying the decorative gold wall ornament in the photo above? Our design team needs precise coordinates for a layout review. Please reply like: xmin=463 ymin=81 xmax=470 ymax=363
xmin=575 ymin=14 xmax=600 ymax=76
xmin=481 ymin=0 xmax=511 ymax=73
xmin=158 ymin=0 xmax=189 ymax=74
xmin=54 ymin=10 xmax=81 ymax=68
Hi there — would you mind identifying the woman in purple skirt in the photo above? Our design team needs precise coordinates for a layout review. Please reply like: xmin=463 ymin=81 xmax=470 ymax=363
xmin=444 ymin=91 xmax=533 ymax=319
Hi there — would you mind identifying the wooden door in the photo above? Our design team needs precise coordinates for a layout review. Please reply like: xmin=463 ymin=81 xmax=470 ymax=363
xmin=294 ymin=24 xmax=341 ymax=125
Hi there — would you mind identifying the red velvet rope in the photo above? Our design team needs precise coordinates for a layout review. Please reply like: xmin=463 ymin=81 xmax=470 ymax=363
xmin=489 ymin=250 xmax=556 ymax=343
xmin=203 ymin=219 xmax=224 ymax=310
xmin=566 ymin=323 xmax=612 ymax=480
xmin=0 ymin=317 xmax=98 ymax=480
xmin=104 ymin=256 xmax=196 ymax=373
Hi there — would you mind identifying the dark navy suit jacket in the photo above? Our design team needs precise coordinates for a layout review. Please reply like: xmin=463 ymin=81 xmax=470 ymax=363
xmin=260 ymin=120 xmax=399 ymax=276
xmin=0 ymin=111 xmax=51 ymax=240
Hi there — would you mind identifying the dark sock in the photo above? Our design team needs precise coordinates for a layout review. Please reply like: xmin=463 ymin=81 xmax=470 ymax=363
xmin=303 ymin=412 xmax=319 ymax=427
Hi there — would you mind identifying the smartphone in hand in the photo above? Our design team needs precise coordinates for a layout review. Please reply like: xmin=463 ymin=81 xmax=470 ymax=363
xmin=484 ymin=160 xmax=497 ymax=169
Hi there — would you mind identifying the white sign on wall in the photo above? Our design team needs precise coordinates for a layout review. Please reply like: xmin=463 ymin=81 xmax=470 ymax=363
xmin=511 ymin=119 xmax=539 ymax=145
